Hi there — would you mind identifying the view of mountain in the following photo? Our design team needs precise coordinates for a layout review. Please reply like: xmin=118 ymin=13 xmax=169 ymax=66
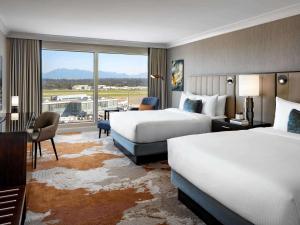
xmin=43 ymin=69 xmax=147 ymax=79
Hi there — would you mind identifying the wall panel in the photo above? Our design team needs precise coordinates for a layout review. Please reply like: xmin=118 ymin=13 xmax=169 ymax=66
xmin=277 ymin=72 xmax=300 ymax=103
xmin=167 ymin=15 xmax=300 ymax=108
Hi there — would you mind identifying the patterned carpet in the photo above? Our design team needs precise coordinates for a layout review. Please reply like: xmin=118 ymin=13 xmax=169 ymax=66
xmin=25 ymin=131 xmax=204 ymax=225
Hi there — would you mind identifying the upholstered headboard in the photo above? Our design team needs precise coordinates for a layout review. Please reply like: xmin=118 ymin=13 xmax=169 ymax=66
xmin=187 ymin=75 xmax=236 ymax=118
xmin=186 ymin=72 xmax=300 ymax=122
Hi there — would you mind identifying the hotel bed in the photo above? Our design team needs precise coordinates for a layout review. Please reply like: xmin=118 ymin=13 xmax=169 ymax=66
xmin=111 ymin=108 xmax=214 ymax=164
xmin=111 ymin=108 xmax=213 ymax=143
xmin=111 ymin=75 xmax=236 ymax=164
xmin=169 ymin=128 xmax=300 ymax=225
xmin=168 ymin=97 xmax=300 ymax=225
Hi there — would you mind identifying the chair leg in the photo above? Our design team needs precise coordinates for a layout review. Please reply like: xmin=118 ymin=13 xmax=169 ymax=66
xmin=31 ymin=142 xmax=34 ymax=168
xmin=107 ymin=129 xmax=110 ymax=136
xmin=99 ymin=129 xmax=102 ymax=138
xmin=38 ymin=142 xmax=42 ymax=157
xmin=34 ymin=142 xmax=37 ymax=169
xmin=51 ymin=138 xmax=59 ymax=160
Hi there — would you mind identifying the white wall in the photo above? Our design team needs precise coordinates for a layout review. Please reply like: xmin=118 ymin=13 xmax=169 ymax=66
xmin=0 ymin=30 xmax=7 ymax=112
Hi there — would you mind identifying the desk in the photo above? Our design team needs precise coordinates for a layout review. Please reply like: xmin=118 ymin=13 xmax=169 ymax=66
xmin=0 ymin=186 xmax=26 ymax=225
xmin=0 ymin=113 xmax=35 ymax=187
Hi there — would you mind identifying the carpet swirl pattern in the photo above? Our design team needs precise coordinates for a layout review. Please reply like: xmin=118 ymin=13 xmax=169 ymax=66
xmin=25 ymin=131 xmax=204 ymax=225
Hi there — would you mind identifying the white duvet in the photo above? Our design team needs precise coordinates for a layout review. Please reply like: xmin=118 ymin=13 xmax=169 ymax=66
xmin=110 ymin=108 xmax=211 ymax=143
xmin=168 ymin=128 xmax=300 ymax=225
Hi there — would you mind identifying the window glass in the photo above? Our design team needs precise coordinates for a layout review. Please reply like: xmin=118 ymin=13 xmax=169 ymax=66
xmin=42 ymin=50 xmax=94 ymax=124
xmin=98 ymin=53 xmax=148 ymax=118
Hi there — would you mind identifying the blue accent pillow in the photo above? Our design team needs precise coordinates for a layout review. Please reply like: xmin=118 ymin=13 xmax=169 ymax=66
xmin=288 ymin=109 xmax=300 ymax=134
xmin=183 ymin=98 xmax=203 ymax=113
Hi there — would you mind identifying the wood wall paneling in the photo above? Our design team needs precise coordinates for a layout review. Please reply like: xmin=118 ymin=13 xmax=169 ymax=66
xmin=276 ymin=72 xmax=290 ymax=100
xmin=167 ymin=15 xmax=300 ymax=108
xmin=235 ymin=74 xmax=276 ymax=124
xmin=287 ymin=72 xmax=300 ymax=103
xmin=277 ymin=72 xmax=300 ymax=103
xmin=260 ymin=74 xmax=276 ymax=124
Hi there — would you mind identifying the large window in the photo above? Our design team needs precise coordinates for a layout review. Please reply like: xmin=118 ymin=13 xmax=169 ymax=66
xmin=98 ymin=53 xmax=148 ymax=117
xmin=42 ymin=50 xmax=94 ymax=123
xmin=42 ymin=49 xmax=148 ymax=124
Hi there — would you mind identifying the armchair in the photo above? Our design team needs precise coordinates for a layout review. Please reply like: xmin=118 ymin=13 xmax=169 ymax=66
xmin=130 ymin=97 xmax=160 ymax=110
xmin=30 ymin=112 xmax=60 ymax=168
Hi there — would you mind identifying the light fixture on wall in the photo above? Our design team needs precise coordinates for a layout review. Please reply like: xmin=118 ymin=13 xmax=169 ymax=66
xmin=239 ymin=75 xmax=260 ymax=125
xmin=11 ymin=96 xmax=19 ymax=113
xmin=278 ymin=74 xmax=288 ymax=85
xmin=11 ymin=113 xmax=19 ymax=121
xmin=227 ymin=77 xmax=234 ymax=85
xmin=150 ymin=74 xmax=164 ymax=80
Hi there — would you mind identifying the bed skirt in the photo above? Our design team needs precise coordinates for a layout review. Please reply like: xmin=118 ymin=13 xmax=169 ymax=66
xmin=171 ymin=170 xmax=253 ymax=225
xmin=111 ymin=130 xmax=167 ymax=165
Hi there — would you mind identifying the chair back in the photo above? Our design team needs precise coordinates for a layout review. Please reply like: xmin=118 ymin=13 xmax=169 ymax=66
xmin=141 ymin=97 xmax=160 ymax=110
xmin=34 ymin=112 xmax=60 ymax=131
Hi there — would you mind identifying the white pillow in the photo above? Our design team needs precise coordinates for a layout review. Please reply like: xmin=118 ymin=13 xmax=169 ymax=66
xmin=188 ymin=94 xmax=218 ymax=117
xmin=273 ymin=97 xmax=300 ymax=131
xmin=179 ymin=92 xmax=218 ymax=117
xmin=216 ymin=95 xmax=227 ymax=116
xmin=179 ymin=92 xmax=189 ymax=110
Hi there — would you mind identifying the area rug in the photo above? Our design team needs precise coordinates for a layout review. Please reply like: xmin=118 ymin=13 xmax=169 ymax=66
xmin=25 ymin=131 xmax=204 ymax=225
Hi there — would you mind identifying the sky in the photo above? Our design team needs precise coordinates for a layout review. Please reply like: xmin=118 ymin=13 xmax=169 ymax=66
xmin=42 ymin=50 xmax=148 ymax=75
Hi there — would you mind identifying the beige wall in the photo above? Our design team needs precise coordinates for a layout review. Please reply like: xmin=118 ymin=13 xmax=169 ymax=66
xmin=0 ymin=30 xmax=6 ymax=112
xmin=167 ymin=15 xmax=300 ymax=107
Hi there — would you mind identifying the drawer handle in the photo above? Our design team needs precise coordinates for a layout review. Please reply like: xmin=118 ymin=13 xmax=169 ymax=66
xmin=221 ymin=126 xmax=231 ymax=129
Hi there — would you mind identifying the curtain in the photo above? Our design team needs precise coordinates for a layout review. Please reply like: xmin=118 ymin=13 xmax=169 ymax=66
xmin=8 ymin=38 xmax=41 ymax=115
xmin=148 ymin=48 xmax=167 ymax=109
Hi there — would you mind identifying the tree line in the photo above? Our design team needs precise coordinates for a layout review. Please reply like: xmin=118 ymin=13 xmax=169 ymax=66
xmin=42 ymin=78 xmax=148 ymax=89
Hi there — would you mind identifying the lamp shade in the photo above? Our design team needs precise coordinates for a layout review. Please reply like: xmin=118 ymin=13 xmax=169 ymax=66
xmin=239 ymin=75 xmax=260 ymax=97
xmin=11 ymin=96 xmax=19 ymax=107
xmin=11 ymin=113 xmax=19 ymax=121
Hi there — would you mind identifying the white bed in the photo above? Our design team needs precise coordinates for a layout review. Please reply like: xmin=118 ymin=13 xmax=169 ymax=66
xmin=110 ymin=108 xmax=213 ymax=143
xmin=168 ymin=127 xmax=300 ymax=225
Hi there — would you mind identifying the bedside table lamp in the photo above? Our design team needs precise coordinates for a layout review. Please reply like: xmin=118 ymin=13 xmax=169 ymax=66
xmin=239 ymin=75 xmax=260 ymax=125
xmin=11 ymin=96 xmax=19 ymax=113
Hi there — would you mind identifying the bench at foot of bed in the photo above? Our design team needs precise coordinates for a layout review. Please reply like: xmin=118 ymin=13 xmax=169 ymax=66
xmin=111 ymin=130 xmax=168 ymax=165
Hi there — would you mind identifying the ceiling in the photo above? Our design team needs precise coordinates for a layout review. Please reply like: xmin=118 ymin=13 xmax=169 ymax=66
xmin=0 ymin=0 xmax=300 ymax=47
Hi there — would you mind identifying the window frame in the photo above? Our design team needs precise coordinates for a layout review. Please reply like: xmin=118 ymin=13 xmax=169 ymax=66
xmin=41 ymin=42 xmax=148 ymax=128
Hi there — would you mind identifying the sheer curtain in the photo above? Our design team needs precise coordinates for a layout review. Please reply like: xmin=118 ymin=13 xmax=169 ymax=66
xmin=148 ymin=48 xmax=167 ymax=109
xmin=8 ymin=38 xmax=41 ymax=114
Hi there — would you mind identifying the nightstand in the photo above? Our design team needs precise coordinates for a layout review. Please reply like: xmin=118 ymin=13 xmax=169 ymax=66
xmin=212 ymin=119 xmax=272 ymax=132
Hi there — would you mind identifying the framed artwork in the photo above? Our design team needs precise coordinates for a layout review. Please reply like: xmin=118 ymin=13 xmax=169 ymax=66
xmin=0 ymin=56 xmax=2 ymax=111
xmin=171 ymin=59 xmax=184 ymax=91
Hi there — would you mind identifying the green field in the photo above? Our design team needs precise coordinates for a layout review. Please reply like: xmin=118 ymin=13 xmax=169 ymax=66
xmin=43 ymin=89 xmax=148 ymax=105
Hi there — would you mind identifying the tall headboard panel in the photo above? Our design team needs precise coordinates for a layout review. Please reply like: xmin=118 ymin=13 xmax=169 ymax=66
xmin=188 ymin=75 xmax=236 ymax=118
xmin=277 ymin=72 xmax=300 ymax=103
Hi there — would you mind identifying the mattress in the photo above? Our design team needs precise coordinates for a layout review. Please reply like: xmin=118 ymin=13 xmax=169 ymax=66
xmin=168 ymin=128 xmax=300 ymax=225
xmin=110 ymin=108 xmax=211 ymax=143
